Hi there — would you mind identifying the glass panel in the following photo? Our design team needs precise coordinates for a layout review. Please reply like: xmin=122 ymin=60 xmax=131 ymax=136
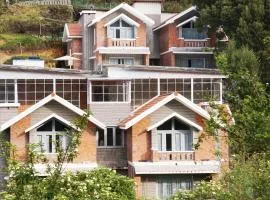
xmin=111 ymin=20 xmax=120 ymax=27
xmin=166 ymin=134 xmax=172 ymax=151
xmin=98 ymin=129 xmax=105 ymax=146
xmin=174 ymin=118 xmax=190 ymax=130
xmin=37 ymin=120 xmax=53 ymax=131
xmin=55 ymin=119 xmax=68 ymax=131
xmin=175 ymin=133 xmax=181 ymax=151
xmin=122 ymin=20 xmax=132 ymax=27
xmin=107 ymin=128 xmax=114 ymax=146
xmin=157 ymin=134 xmax=162 ymax=151
xmin=157 ymin=119 xmax=172 ymax=130
xmin=37 ymin=135 xmax=43 ymax=152
xmin=47 ymin=135 xmax=53 ymax=153
xmin=115 ymin=128 xmax=122 ymax=146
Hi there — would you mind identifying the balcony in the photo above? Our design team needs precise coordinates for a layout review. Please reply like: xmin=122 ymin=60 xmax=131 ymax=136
xmin=107 ymin=38 xmax=136 ymax=47
xmin=154 ymin=151 xmax=195 ymax=161
xmin=184 ymin=40 xmax=209 ymax=47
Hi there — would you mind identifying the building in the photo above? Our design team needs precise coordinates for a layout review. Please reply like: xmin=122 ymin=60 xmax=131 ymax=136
xmin=0 ymin=1 xmax=229 ymax=199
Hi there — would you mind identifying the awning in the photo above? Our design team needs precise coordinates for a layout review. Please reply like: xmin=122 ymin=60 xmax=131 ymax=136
xmin=54 ymin=55 xmax=80 ymax=61
xmin=129 ymin=160 xmax=220 ymax=174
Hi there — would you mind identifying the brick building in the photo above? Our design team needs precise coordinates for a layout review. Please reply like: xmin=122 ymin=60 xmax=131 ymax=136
xmin=0 ymin=1 xmax=229 ymax=199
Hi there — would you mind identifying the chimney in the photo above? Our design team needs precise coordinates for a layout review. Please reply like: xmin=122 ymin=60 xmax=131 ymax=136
xmin=79 ymin=10 xmax=96 ymax=70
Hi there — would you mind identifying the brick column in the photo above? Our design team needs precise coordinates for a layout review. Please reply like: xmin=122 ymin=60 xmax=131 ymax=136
xmin=171 ymin=53 xmax=176 ymax=66
xmin=144 ymin=54 xmax=150 ymax=66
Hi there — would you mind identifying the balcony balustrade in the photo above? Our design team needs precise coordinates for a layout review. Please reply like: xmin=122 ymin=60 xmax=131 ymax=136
xmin=107 ymin=38 xmax=136 ymax=47
xmin=155 ymin=151 xmax=195 ymax=161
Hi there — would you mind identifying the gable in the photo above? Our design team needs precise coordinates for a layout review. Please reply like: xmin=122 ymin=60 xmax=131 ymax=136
xmin=0 ymin=94 xmax=105 ymax=131
xmin=89 ymin=3 xmax=154 ymax=27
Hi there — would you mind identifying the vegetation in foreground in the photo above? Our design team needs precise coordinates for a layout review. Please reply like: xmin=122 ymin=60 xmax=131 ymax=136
xmin=0 ymin=112 xmax=136 ymax=200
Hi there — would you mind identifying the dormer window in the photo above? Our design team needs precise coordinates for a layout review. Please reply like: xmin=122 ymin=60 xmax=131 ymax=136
xmin=178 ymin=20 xmax=207 ymax=40
xmin=109 ymin=19 xmax=135 ymax=39
xmin=105 ymin=14 xmax=139 ymax=39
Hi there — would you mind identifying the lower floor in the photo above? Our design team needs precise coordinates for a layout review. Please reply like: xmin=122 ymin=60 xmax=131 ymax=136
xmin=137 ymin=174 xmax=211 ymax=200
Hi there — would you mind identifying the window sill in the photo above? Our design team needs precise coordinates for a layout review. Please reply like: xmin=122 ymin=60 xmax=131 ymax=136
xmin=0 ymin=103 xmax=20 ymax=108
xmin=110 ymin=38 xmax=136 ymax=41
xmin=97 ymin=146 xmax=125 ymax=149
xmin=156 ymin=151 xmax=194 ymax=153
xmin=90 ymin=102 xmax=130 ymax=104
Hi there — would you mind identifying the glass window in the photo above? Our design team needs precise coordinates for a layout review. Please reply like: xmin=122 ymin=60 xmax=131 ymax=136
xmin=36 ymin=118 xmax=70 ymax=153
xmin=108 ymin=19 xmax=135 ymax=39
xmin=0 ymin=80 xmax=16 ymax=104
xmin=181 ymin=21 xmax=207 ymax=39
xmin=156 ymin=118 xmax=193 ymax=152
xmin=91 ymin=81 xmax=129 ymax=102
xmin=97 ymin=127 xmax=125 ymax=147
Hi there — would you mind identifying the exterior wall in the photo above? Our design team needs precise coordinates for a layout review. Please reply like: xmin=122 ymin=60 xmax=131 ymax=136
xmin=0 ymin=107 xmax=17 ymax=126
xmin=89 ymin=103 xmax=131 ymax=126
xmin=103 ymin=54 xmax=144 ymax=65
xmin=127 ymin=116 xmax=151 ymax=162
xmin=10 ymin=102 xmax=98 ymax=163
xmin=69 ymin=39 xmax=82 ymax=69
xmin=95 ymin=9 xmax=147 ymax=49
xmin=97 ymin=147 xmax=127 ymax=168
xmin=175 ymin=54 xmax=215 ymax=68
xmin=160 ymin=52 xmax=175 ymax=66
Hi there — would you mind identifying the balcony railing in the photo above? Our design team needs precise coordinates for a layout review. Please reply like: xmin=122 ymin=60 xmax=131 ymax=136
xmin=108 ymin=38 xmax=136 ymax=47
xmin=184 ymin=40 xmax=208 ymax=47
xmin=156 ymin=151 xmax=195 ymax=161
xmin=182 ymin=28 xmax=207 ymax=40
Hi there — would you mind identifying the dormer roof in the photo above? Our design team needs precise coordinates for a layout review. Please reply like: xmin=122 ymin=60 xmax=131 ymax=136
xmin=88 ymin=2 xmax=155 ymax=27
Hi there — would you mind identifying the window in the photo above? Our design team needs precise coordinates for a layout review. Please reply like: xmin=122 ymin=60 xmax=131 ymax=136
xmin=0 ymin=80 xmax=16 ymax=104
xmin=36 ymin=118 xmax=70 ymax=153
xmin=180 ymin=21 xmax=207 ymax=39
xmin=91 ymin=81 xmax=130 ymax=102
xmin=157 ymin=175 xmax=193 ymax=199
xmin=156 ymin=118 xmax=193 ymax=152
xmin=160 ymin=79 xmax=191 ymax=100
xmin=97 ymin=127 xmax=124 ymax=147
xmin=184 ymin=58 xmax=205 ymax=68
xmin=109 ymin=57 xmax=134 ymax=65
xmin=108 ymin=19 xmax=135 ymax=39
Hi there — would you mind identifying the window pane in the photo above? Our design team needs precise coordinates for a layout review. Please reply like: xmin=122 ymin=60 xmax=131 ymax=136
xmin=157 ymin=134 xmax=162 ymax=151
xmin=47 ymin=135 xmax=53 ymax=153
xmin=166 ymin=134 xmax=172 ymax=151
xmin=175 ymin=133 xmax=181 ymax=151
xmin=37 ymin=135 xmax=43 ymax=152
xmin=157 ymin=119 xmax=172 ymax=130
xmin=115 ymin=128 xmax=122 ymax=146
xmin=55 ymin=119 xmax=68 ymax=131
xmin=107 ymin=128 xmax=114 ymax=146
xmin=174 ymin=118 xmax=190 ymax=130
xmin=37 ymin=120 xmax=53 ymax=131
xmin=111 ymin=20 xmax=120 ymax=27
xmin=98 ymin=129 xmax=105 ymax=146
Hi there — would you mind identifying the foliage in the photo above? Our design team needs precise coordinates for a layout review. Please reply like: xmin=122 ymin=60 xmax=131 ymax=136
xmin=172 ymin=154 xmax=270 ymax=200
xmin=193 ymin=0 xmax=270 ymax=82
xmin=163 ymin=0 xmax=192 ymax=13
xmin=0 ymin=4 xmax=73 ymax=36
xmin=207 ymin=42 xmax=270 ymax=157
xmin=0 ymin=112 xmax=136 ymax=200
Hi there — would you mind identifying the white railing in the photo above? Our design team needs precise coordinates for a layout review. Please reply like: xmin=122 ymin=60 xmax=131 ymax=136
xmin=157 ymin=151 xmax=195 ymax=161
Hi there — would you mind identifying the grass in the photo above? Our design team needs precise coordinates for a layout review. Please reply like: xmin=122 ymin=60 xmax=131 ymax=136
xmin=0 ymin=34 xmax=63 ymax=52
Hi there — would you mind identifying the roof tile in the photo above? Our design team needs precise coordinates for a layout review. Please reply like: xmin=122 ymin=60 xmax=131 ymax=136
xmin=67 ymin=23 xmax=82 ymax=36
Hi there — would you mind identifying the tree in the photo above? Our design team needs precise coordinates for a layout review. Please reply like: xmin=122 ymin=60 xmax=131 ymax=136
xmin=0 ymin=112 xmax=135 ymax=199
xmin=193 ymin=0 xmax=270 ymax=82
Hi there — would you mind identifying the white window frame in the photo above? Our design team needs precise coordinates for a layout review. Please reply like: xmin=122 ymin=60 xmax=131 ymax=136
xmin=108 ymin=19 xmax=135 ymax=39
xmin=97 ymin=127 xmax=125 ymax=148
xmin=109 ymin=57 xmax=135 ymax=65
xmin=0 ymin=79 xmax=19 ymax=106
xmin=184 ymin=58 xmax=206 ymax=68
xmin=156 ymin=118 xmax=194 ymax=152
xmin=90 ymin=80 xmax=131 ymax=103
xmin=33 ymin=119 xmax=69 ymax=154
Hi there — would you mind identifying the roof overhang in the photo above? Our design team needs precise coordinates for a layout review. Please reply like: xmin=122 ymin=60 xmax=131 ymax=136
xmin=62 ymin=24 xmax=83 ymax=42
xmin=0 ymin=93 xmax=106 ymax=132
xmin=153 ymin=6 xmax=197 ymax=31
xmin=104 ymin=13 xmax=140 ymax=27
xmin=34 ymin=163 xmax=98 ymax=176
xmin=120 ymin=93 xmax=210 ymax=130
xmin=95 ymin=47 xmax=150 ymax=54
xmin=25 ymin=113 xmax=79 ymax=133
xmin=147 ymin=112 xmax=203 ymax=131
xmin=176 ymin=16 xmax=198 ymax=27
xmin=129 ymin=160 xmax=220 ymax=174
xmin=88 ymin=3 xmax=154 ymax=27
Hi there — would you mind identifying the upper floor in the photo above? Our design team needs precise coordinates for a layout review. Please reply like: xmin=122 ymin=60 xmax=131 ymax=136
xmin=62 ymin=2 xmax=225 ymax=70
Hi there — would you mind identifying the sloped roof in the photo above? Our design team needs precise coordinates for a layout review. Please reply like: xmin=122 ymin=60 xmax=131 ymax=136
xmin=88 ymin=3 xmax=155 ymax=27
xmin=0 ymin=93 xmax=106 ymax=131
xmin=153 ymin=6 xmax=197 ymax=31
xmin=118 ymin=92 xmax=210 ymax=129
xmin=66 ymin=23 xmax=82 ymax=37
